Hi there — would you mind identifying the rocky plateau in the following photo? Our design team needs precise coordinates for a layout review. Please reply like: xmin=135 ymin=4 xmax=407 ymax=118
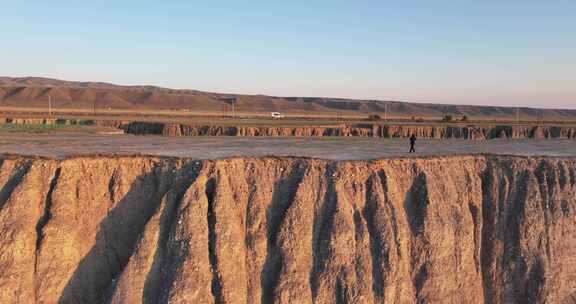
xmin=0 ymin=154 xmax=574 ymax=303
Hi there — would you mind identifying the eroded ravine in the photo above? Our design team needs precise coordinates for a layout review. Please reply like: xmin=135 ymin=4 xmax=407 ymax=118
xmin=122 ymin=122 xmax=576 ymax=139
xmin=3 ymin=117 xmax=576 ymax=139
xmin=0 ymin=155 xmax=574 ymax=303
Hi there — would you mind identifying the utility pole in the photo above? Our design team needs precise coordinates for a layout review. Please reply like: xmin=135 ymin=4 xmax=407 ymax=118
xmin=48 ymin=94 xmax=52 ymax=116
xmin=384 ymin=103 xmax=388 ymax=122
xmin=220 ymin=97 xmax=237 ymax=119
xmin=538 ymin=112 xmax=544 ymax=125
xmin=221 ymin=97 xmax=236 ymax=119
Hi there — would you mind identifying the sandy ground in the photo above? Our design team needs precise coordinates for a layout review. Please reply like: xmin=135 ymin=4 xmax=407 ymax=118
xmin=0 ymin=133 xmax=575 ymax=160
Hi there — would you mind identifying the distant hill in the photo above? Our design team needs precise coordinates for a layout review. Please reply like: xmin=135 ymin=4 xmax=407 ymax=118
xmin=1 ymin=76 xmax=575 ymax=120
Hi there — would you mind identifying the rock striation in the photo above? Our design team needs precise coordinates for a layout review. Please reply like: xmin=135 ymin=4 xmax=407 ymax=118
xmin=0 ymin=155 xmax=574 ymax=303
xmin=1 ymin=117 xmax=576 ymax=139
xmin=125 ymin=121 xmax=576 ymax=139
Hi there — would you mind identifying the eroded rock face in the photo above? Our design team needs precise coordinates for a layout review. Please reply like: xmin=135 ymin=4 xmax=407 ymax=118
xmin=125 ymin=122 xmax=576 ymax=140
xmin=1 ymin=116 xmax=575 ymax=139
xmin=0 ymin=155 xmax=574 ymax=303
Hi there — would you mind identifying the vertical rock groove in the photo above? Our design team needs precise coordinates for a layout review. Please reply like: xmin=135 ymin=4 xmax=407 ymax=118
xmin=404 ymin=172 xmax=429 ymax=236
xmin=0 ymin=160 xmax=32 ymax=211
xmin=310 ymin=163 xmax=338 ymax=302
xmin=33 ymin=166 xmax=61 ymax=303
xmin=261 ymin=161 xmax=307 ymax=304
xmin=35 ymin=167 xmax=61 ymax=265
xmin=468 ymin=202 xmax=481 ymax=274
xmin=142 ymin=161 xmax=203 ymax=304
xmin=533 ymin=161 xmax=554 ymax=260
xmin=363 ymin=173 xmax=385 ymax=301
xmin=58 ymin=162 xmax=175 ymax=304
xmin=205 ymin=177 xmax=223 ymax=304
xmin=506 ymin=171 xmax=530 ymax=302
xmin=480 ymin=162 xmax=499 ymax=304
xmin=107 ymin=169 xmax=118 ymax=204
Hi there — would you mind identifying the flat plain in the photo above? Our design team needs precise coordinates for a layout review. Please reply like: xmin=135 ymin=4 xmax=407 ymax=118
xmin=1 ymin=132 xmax=574 ymax=159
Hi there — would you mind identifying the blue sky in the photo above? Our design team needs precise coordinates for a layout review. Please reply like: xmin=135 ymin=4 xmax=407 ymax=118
xmin=2 ymin=0 xmax=575 ymax=108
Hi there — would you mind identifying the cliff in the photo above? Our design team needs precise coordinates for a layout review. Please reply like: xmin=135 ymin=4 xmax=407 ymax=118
xmin=126 ymin=121 xmax=576 ymax=139
xmin=1 ymin=117 xmax=576 ymax=139
xmin=0 ymin=155 xmax=575 ymax=303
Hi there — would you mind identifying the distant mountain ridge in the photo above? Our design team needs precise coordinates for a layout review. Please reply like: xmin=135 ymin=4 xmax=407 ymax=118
xmin=1 ymin=76 xmax=575 ymax=120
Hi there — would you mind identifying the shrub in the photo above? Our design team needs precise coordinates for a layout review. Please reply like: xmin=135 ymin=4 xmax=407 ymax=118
xmin=368 ymin=114 xmax=381 ymax=121
xmin=442 ymin=115 xmax=453 ymax=122
xmin=78 ymin=119 xmax=95 ymax=126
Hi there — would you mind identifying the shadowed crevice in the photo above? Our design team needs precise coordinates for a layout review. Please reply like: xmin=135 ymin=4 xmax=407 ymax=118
xmin=524 ymin=257 xmax=546 ymax=302
xmin=480 ymin=160 xmax=518 ymax=304
xmin=377 ymin=170 xmax=401 ymax=259
xmin=404 ymin=172 xmax=429 ymax=236
xmin=569 ymin=163 xmax=576 ymax=189
xmin=310 ymin=163 xmax=338 ymax=301
xmin=533 ymin=161 xmax=554 ymax=260
xmin=0 ymin=160 xmax=32 ymax=211
xmin=506 ymin=171 xmax=531 ymax=302
xmin=142 ymin=161 xmax=203 ymax=304
xmin=468 ymin=202 xmax=481 ymax=273
xmin=107 ymin=169 xmax=118 ymax=204
xmin=405 ymin=165 xmax=428 ymax=298
xmin=335 ymin=277 xmax=347 ymax=304
xmin=363 ymin=173 xmax=385 ymax=300
xmin=58 ymin=163 xmax=175 ymax=304
xmin=557 ymin=162 xmax=569 ymax=190
xmin=480 ymin=166 xmax=497 ymax=304
xmin=534 ymin=161 xmax=556 ymax=214
xmin=206 ymin=177 xmax=224 ymax=304
xmin=34 ymin=165 xmax=61 ymax=304
xmin=35 ymin=167 xmax=61 ymax=263
xmin=260 ymin=162 xmax=307 ymax=304
xmin=414 ymin=262 xmax=430 ymax=300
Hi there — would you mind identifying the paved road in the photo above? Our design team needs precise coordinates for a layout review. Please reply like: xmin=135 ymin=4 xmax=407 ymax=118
xmin=0 ymin=133 xmax=574 ymax=160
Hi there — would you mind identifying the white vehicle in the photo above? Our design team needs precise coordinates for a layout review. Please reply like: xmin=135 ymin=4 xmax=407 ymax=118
xmin=271 ymin=112 xmax=285 ymax=119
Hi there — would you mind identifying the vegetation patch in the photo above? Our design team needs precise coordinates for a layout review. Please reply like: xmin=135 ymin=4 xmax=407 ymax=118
xmin=0 ymin=123 xmax=69 ymax=133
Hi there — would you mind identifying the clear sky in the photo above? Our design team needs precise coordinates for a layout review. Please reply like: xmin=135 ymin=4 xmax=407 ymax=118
xmin=2 ymin=0 xmax=575 ymax=108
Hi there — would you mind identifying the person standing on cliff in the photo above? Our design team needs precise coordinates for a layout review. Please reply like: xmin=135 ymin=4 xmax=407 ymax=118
xmin=409 ymin=134 xmax=416 ymax=153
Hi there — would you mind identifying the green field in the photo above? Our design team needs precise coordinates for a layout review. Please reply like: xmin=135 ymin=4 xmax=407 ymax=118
xmin=0 ymin=123 xmax=69 ymax=133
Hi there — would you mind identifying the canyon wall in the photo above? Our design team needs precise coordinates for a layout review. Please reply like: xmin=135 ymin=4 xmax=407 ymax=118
xmin=0 ymin=155 xmax=575 ymax=303
xmin=123 ymin=122 xmax=576 ymax=139
xmin=1 ymin=117 xmax=576 ymax=139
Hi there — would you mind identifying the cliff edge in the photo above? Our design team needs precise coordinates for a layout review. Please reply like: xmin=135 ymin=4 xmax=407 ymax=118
xmin=0 ymin=155 xmax=574 ymax=303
